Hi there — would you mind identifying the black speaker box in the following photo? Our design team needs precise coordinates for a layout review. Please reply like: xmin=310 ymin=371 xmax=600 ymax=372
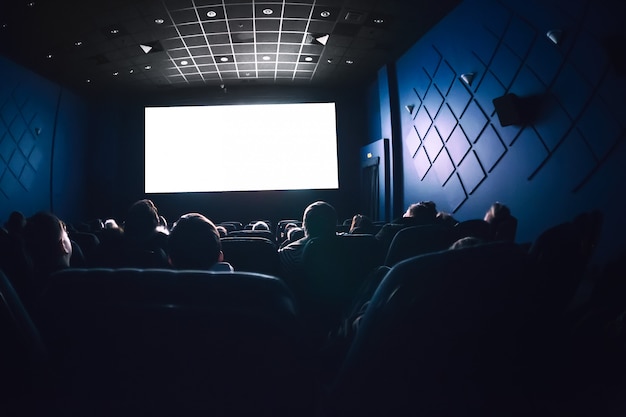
xmin=492 ymin=93 xmax=523 ymax=127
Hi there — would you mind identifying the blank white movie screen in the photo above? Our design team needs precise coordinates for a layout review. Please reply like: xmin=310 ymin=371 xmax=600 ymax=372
xmin=145 ymin=102 xmax=339 ymax=193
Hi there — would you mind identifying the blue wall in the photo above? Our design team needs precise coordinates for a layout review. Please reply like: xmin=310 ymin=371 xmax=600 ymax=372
xmin=0 ymin=56 xmax=88 ymax=224
xmin=370 ymin=0 xmax=626 ymax=263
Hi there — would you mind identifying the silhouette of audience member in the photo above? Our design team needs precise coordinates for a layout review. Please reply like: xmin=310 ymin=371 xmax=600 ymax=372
xmin=21 ymin=212 xmax=73 ymax=298
xmin=168 ymin=213 xmax=233 ymax=272
xmin=123 ymin=199 xmax=163 ymax=247
xmin=484 ymin=202 xmax=517 ymax=242
xmin=4 ymin=211 xmax=26 ymax=237
xmin=278 ymin=201 xmax=337 ymax=279
xmin=375 ymin=201 xmax=439 ymax=253
xmin=349 ymin=214 xmax=375 ymax=234
xmin=436 ymin=210 xmax=459 ymax=227
xmin=252 ymin=221 xmax=270 ymax=231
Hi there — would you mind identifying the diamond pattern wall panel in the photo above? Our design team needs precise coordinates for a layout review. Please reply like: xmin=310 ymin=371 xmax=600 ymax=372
xmin=0 ymin=87 xmax=43 ymax=198
xmin=400 ymin=0 xmax=626 ymax=214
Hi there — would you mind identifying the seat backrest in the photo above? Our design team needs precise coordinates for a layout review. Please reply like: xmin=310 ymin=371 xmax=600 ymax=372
xmin=220 ymin=236 xmax=280 ymax=276
xmin=36 ymin=268 xmax=304 ymax=417
xmin=323 ymin=242 xmax=537 ymax=417
xmin=384 ymin=224 xmax=457 ymax=266
xmin=228 ymin=229 xmax=275 ymax=241
xmin=454 ymin=218 xmax=492 ymax=241
xmin=301 ymin=234 xmax=385 ymax=339
xmin=0 ymin=268 xmax=46 ymax=416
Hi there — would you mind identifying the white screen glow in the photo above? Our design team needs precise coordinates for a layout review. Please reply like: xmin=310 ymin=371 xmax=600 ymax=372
xmin=144 ymin=102 xmax=339 ymax=193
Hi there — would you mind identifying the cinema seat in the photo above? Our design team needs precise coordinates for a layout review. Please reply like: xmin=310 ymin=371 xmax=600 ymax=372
xmin=300 ymin=234 xmax=385 ymax=344
xmin=35 ymin=268 xmax=308 ymax=417
xmin=384 ymin=224 xmax=457 ymax=267
xmin=220 ymin=236 xmax=280 ymax=276
xmin=0 ymin=269 xmax=46 ymax=417
xmin=321 ymin=242 xmax=537 ymax=417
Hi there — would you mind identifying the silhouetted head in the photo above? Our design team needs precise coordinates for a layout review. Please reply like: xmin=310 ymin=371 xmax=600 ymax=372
xmin=303 ymin=201 xmax=337 ymax=238
xmin=22 ymin=211 xmax=72 ymax=275
xmin=168 ymin=213 xmax=223 ymax=269
xmin=404 ymin=201 xmax=438 ymax=224
xmin=484 ymin=202 xmax=511 ymax=224
xmin=5 ymin=211 xmax=26 ymax=236
xmin=124 ymin=199 xmax=160 ymax=240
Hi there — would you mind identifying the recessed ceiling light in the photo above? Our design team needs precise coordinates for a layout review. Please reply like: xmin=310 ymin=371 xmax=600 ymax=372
xmin=27 ymin=2 xmax=35 ymax=7
xmin=74 ymin=41 xmax=83 ymax=46
xmin=110 ymin=28 xmax=119 ymax=34
xmin=373 ymin=18 xmax=384 ymax=24
xmin=180 ymin=60 xmax=189 ymax=65
xmin=154 ymin=18 xmax=164 ymax=24
xmin=207 ymin=10 xmax=217 ymax=18
xmin=1 ymin=23 xmax=7 ymax=29
xmin=113 ymin=71 xmax=119 ymax=76
xmin=220 ymin=57 xmax=229 ymax=62
xmin=129 ymin=69 xmax=134 ymax=74
xmin=304 ymin=56 xmax=313 ymax=62
xmin=245 ymin=72 xmax=250 ymax=76
xmin=262 ymin=55 xmax=271 ymax=61
xmin=327 ymin=58 xmax=333 ymax=63
xmin=320 ymin=11 xmax=331 ymax=18
xmin=345 ymin=59 xmax=354 ymax=64
xmin=262 ymin=8 xmax=273 ymax=15
xmin=45 ymin=54 xmax=53 ymax=59
xmin=144 ymin=65 xmax=152 ymax=70
xmin=86 ymin=79 xmax=91 ymax=83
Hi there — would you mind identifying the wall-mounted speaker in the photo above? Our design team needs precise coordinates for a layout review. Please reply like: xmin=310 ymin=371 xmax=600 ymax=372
xmin=492 ymin=93 xmax=523 ymax=127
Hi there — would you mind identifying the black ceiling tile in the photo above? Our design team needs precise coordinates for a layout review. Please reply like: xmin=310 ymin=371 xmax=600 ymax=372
xmin=170 ymin=9 xmax=198 ymax=25
xmin=300 ymin=44 xmax=324 ymax=54
xmin=211 ymin=45 xmax=232 ymax=55
xmin=176 ymin=23 xmax=202 ymax=36
xmin=230 ymin=19 xmax=253 ymax=31
xmin=255 ymin=19 xmax=281 ymax=32
xmin=188 ymin=46 xmax=211 ymax=56
xmin=180 ymin=66 xmax=198 ymax=74
xmin=233 ymin=44 xmax=254 ymax=53
xmin=182 ymin=35 xmax=207 ymax=47
xmin=278 ymin=44 xmax=301 ymax=54
xmin=168 ymin=49 xmax=189 ymax=59
xmin=281 ymin=19 xmax=308 ymax=32
xmin=234 ymin=53 xmax=255 ymax=63
xmin=225 ymin=4 xmax=253 ymax=19
xmin=163 ymin=0 xmax=194 ymax=12
xmin=283 ymin=4 xmax=313 ymax=19
xmin=256 ymin=44 xmax=277 ymax=53
xmin=195 ymin=56 xmax=215 ymax=65
xmin=256 ymin=32 xmax=279 ymax=42
xmin=280 ymin=33 xmax=305 ymax=44
xmin=207 ymin=33 xmax=230 ymax=45
xmin=202 ymin=21 xmax=228 ymax=33
xmin=238 ymin=63 xmax=256 ymax=71
xmin=278 ymin=54 xmax=298 ymax=63
xmin=197 ymin=64 xmax=217 ymax=73
xmin=157 ymin=27 xmax=180 ymax=38
xmin=231 ymin=32 xmax=255 ymax=43
xmin=277 ymin=63 xmax=296 ymax=71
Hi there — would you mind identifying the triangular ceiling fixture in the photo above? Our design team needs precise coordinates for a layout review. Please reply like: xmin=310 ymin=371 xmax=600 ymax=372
xmin=138 ymin=41 xmax=164 ymax=54
xmin=315 ymin=34 xmax=329 ymax=45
